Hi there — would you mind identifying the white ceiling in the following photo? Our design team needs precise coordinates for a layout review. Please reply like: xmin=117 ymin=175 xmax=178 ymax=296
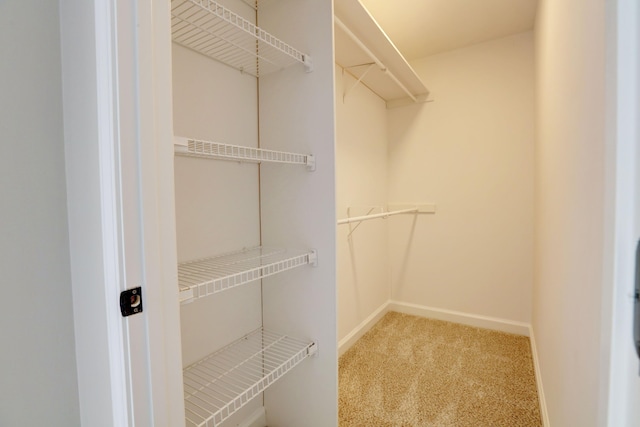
xmin=358 ymin=0 xmax=538 ymax=60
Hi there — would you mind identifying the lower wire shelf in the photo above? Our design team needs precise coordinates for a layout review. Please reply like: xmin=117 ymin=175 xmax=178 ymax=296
xmin=184 ymin=328 xmax=318 ymax=427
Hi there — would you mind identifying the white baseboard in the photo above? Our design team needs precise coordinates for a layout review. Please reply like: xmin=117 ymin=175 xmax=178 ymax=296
xmin=338 ymin=302 xmax=390 ymax=356
xmin=528 ymin=327 xmax=550 ymax=427
xmin=388 ymin=300 xmax=531 ymax=336
xmin=237 ymin=407 xmax=266 ymax=427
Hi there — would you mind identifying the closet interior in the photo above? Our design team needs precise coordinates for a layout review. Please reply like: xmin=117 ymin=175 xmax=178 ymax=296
xmin=169 ymin=0 xmax=336 ymax=426
xmin=333 ymin=0 xmax=535 ymax=362
xmin=167 ymin=0 xmax=534 ymax=424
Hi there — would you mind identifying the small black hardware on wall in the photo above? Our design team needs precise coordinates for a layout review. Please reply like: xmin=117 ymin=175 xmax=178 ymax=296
xmin=120 ymin=287 xmax=143 ymax=317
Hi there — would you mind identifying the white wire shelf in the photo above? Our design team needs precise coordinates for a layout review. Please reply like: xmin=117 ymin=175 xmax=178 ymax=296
xmin=334 ymin=0 xmax=429 ymax=107
xmin=178 ymin=247 xmax=317 ymax=303
xmin=171 ymin=0 xmax=312 ymax=77
xmin=174 ymin=137 xmax=316 ymax=170
xmin=184 ymin=328 xmax=317 ymax=427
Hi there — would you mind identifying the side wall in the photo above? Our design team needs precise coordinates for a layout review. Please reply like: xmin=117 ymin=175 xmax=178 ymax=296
xmin=172 ymin=36 xmax=264 ymax=425
xmin=534 ymin=0 xmax=608 ymax=425
xmin=259 ymin=0 xmax=338 ymax=424
xmin=0 ymin=1 xmax=80 ymax=425
xmin=172 ymin=42 xmax=263 ymax=369
xmin=336 ymin=65 xmax=390 ymax=346
xmin=387 ymin=32 xmax=535 ymax=324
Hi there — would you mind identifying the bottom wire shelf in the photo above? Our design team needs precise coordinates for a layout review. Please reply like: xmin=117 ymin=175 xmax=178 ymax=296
xmin=184 ymin=328 xmax=317 ymax=427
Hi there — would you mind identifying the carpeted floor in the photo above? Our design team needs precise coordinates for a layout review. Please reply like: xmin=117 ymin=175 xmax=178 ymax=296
xmin=339 ymin=312 xmax=542 ymax=426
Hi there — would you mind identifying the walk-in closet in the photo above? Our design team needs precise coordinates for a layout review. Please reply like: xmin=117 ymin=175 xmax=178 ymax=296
xmin=334 ymin=0 xmax=535 ymax=352
xmin=334 ymin=0 xmax=540 ymax=424
xmin=4 ymin=0 xmax=640 ymax=426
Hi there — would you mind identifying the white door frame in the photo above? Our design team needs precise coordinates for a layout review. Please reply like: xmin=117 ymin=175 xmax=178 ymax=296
xmin=604 ymin=0 xmax=640 ymax=425
xmin=136 ymin=0 xmax=186 ymax=426
xmin=60 ymin=0 xmax=183 ymax=425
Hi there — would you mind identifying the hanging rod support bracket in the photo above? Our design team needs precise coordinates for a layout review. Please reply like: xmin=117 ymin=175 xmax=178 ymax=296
xmin=346 ymin=207 xmax=376 ymax=238
xmin=343 ymin=63 xmax=376 ymax=102
xmin=335 ymin=17 xmax=418 ymax=103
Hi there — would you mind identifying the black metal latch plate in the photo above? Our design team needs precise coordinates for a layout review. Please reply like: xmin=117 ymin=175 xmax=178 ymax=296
xmin=120 ymin=287 xmax=143 ymax=317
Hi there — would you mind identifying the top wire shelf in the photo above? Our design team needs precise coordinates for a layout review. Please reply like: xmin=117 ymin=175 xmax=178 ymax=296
xmin=171 ymin=0 xmax=313 ymax=77
xmin=174 ymin=137 xmax=316 ymax=170
xmin=178 ymin=246 xmax=317 ymax=303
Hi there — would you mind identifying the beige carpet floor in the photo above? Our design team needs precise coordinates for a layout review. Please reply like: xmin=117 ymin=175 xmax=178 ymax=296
xmin=339 ymin=312 xmax=542 ymax=426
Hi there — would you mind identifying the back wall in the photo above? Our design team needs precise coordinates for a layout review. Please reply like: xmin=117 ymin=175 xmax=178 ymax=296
xmin=387 ymin=31 xmax=535 ymax=324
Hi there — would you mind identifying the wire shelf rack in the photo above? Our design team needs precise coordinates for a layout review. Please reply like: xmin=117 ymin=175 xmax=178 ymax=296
xmin=171 ymin=0 xmax=312 ymax=77
xmin=178 ymin=247 xmax=317 ymax=303
xmin=184 ymin=328 xmax=317 ymax=427
xmin=174 ymin=137 xmax=316 ymax=170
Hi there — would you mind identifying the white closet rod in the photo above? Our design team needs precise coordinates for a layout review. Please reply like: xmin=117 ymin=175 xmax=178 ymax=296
xmin=334 ymin=17 xmax=417 ymax=103
xmin=337 ymin=207 xmax=418 ymax=225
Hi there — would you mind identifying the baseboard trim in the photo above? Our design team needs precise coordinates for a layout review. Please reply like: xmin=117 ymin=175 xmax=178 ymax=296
xmin=388 ymin=300 xmax=531 ymax=336
xmin=338 ymin=302 xmax=390 ymax=356
xmin=528 ymin=327 xmax=550 ymax=427
xmin=237 ymin=407 xmax=266 ymax=427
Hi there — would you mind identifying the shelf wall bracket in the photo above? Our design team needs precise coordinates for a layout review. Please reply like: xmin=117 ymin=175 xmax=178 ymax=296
xmin=335 ymin=16 xmax=418 ymax=104
xmin=342 ymin=63 xmax=375 ymax=102
xmin=308 ymin=341 xmax=319 ymax=358
xmin=303 ymin=55 xmax=314 ymax=73
xmin=308 ymin=249 xmax=318 ymax=267
xmin=306 ymin=154 xmax=316 ymax=171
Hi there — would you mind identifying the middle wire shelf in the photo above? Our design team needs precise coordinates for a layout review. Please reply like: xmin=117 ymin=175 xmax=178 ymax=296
xmin=178 ymin=247 xmax=317 ymax=304
xmin=174 ymin=137 xmax=316 ymax=171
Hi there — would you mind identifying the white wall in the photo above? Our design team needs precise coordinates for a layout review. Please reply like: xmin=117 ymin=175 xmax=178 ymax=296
xmin=387 ymin=32 xmax=535 ymax=324
xmin=0 ymin=1 xmax=80 ymax=425
xmin=335 ymin=65 xmax=390 ymax=344
xmin=534 ymin=0 xmax=609 ymax=425
xmin=172 ymin=37 xmax=264 ymax=424
xmin=172 ymin=42 xmax=263 ymax=368
xmin=258 ymin=0 xmax=337 ymax=424
xmin=172 ymin=44 xmax=260 ymax=264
